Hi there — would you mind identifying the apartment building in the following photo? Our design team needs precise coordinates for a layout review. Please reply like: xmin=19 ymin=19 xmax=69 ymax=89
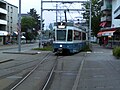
xmin=0 ymin=0 xmax=7 ymax=45
xmin=112 ymin=0 xmax=120 ymax=27
xmin=7 ymin=3 xmax=18 ymax=36
xmin=98 ymin=0 xmax=120 ymax=47
xmin=0 ymin=0 xmax=18 ymax=45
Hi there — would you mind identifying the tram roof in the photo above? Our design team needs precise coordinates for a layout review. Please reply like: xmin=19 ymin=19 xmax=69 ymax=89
xmin=54 ymin=22 xmax=86 ymax=31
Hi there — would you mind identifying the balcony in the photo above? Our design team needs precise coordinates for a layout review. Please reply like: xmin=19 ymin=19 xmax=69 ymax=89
xmin=0 ymin=19 xmax=7 ymax=25
xmin=0 ymin=31 xmax=8 ymax=36
xmin=0 ymin=8 xmax=7 ymax=14
xmin=101 ymin=16 xmax=112 ymax=22
xmin=114 ymin=6 xmax=120 ymax=19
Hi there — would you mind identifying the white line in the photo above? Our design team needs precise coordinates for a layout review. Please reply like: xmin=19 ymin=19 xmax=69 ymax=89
xmin=72 ymin=59 xmax=85 ymax=90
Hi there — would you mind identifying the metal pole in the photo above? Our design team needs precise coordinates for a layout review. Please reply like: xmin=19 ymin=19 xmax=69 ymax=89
xmin=40 ymin=0 xmax=43 ymax=48
xmin=89 ymin=0 xmax=92 ymax=45
xmin=56 ymin=4 xmax=58 ymax=23
xmin=18 ymin=0 xmax=21 ymax=52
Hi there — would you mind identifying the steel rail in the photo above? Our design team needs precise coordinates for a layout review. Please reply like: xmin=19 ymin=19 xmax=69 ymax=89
xmin=41 ymin=58 xmax=58 ymax=90
xmin=10 ymin=53 xmax=51 ymax=90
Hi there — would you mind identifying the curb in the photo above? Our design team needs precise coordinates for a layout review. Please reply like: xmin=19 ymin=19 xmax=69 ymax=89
xmin=0 ymin=59 xmax=14 ymax=64
xmin=2 ymin=52 xmax=39 ymax=55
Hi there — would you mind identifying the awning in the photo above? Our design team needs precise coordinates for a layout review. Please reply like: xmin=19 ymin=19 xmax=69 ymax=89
xmin=97 ymin=31 xmax=103 ymax=37
xmin=99 ymin=22 xmax=107 ymax=27
xmin=12 ymin=31 xmax=18 ymax=36
xmin=21 ymin=36 xmax=25 ymax=39
xmin=102 ymin=30 xmax=115 ymax=36
xmin=0 ymin=31 xmax=8 ymax=36
xmin=97 ymin=30 xmax=116 ymax=37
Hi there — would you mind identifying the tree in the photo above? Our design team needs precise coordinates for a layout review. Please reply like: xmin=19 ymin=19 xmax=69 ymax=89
xmin=21 ymin=16 xmax=36 ymax=43
xmin=21 ymin=16 xmax=36 ymax=32
xmin=82 ymin=0 xmax=101 ymax=37
xmin=28 ymin=8 xmax=44 ymax=31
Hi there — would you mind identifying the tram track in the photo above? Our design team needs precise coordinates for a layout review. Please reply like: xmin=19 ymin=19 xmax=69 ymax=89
xmin=0 ymin=52 xmax=57 ymax=90
xmin=6 ymin=53 xmax=60 ymax=90
xmin=8 ymin=54 xmax=64 ymax=90
xmin=41 ymin=56 xmax=58 ymax=90
xmin=45 ymin=52 xmax=86 ymax=90
xmin=1 ymin=51 xmax=85 ymax=90
xmin=0 ymin=53 xmax=52 ymax=79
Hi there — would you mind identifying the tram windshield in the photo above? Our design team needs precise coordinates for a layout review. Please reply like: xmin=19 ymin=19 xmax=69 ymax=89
xmin=57 ymin=30 xmax=66 ymax=41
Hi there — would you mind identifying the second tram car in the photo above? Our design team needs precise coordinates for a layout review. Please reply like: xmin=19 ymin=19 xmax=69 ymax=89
xmin=53 ymin=22 xmax=87 ymax=54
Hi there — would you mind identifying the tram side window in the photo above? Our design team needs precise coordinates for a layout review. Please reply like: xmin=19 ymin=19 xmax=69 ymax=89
xmin=82 ymin=33 xmax=86 ymax=40
xmin=67 ymin=30 xmax=72 ymax=41
xmin=74 ymin=31 xmax=81 ymax=40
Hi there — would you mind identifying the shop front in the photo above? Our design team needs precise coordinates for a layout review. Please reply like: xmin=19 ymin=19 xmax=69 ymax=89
xmin=0 ymin=31 xmax=9 ymax=45
xmin=97 ymin=29 xmax=115 ymax=47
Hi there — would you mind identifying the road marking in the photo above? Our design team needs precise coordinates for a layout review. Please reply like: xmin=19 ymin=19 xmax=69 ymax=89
xmin=93 ymin=52 xmax=103 ymax=53
xmin=72 ymin=59 xmax=85 ymax=90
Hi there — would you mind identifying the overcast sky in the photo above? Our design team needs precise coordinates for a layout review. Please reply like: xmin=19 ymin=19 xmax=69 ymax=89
xmin=5 ymin=0 xmax=88 ymax=28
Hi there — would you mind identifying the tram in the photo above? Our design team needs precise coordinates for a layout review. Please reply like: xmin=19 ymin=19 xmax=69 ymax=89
xmin=53 ymin=22 xmax=87 ymax=54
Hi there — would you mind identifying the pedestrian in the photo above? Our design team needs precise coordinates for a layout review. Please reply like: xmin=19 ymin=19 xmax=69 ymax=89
xmin=99 ymin=38 xmax=102 ymax=46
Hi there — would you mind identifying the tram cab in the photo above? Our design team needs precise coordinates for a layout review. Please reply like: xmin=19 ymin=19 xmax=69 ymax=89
xmin=53 ymin=22 xmax=86 ymax=54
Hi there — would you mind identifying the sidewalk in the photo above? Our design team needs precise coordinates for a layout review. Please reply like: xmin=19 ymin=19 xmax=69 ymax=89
xmin=0 ymin=44 xmax=18 ymax=50
xmin=78 ymin=44 xmax=120 ymax=90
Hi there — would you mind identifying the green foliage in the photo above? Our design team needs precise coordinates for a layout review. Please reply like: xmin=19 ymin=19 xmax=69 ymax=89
xmin=82 ymin=0 xmax=101 ymax=37
xmin=33 ymin=46 xmax=53 ymax=51
xmin=113 ymin=47 xmax=120 ymax=58
xmin=28 ymin=8 xmax=44 ymax=30
xmin=81 ymin=45 xmax=92 ymax=52
xmin=21 ymin=16 xmax=36 ymax=32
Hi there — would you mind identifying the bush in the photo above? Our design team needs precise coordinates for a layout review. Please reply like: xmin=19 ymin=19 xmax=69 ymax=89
xmin=81 ymin=45 xmax=92 ymax=52
xmin=113 ymin=46 xmax=120 ymax=58
xmin=33 ymin=45 xmax=53 ymax=51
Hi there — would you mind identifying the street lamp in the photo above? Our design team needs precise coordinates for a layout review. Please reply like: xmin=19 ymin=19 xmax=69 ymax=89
xmin=89 ymin=0 xmax=92 ymax=45
xmin=40 ymin=0 xmax=43 ymax=48
xmin=18 ymin=0 xmax=21 ymax=52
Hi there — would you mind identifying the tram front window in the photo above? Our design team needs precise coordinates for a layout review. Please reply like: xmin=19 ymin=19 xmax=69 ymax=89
xmin=57 ymin=30 xmax=66 ymax=41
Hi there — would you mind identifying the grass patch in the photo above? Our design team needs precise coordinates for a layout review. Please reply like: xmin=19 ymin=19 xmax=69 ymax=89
xmin=33 ymin=45 xmax=53 ymax=51
xmin=81 ymin=45 xmax=92 ymax=52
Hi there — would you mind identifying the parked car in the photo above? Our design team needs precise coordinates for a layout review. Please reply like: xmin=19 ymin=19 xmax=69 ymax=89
xmin=39 ymin=36 xmax=53 ymax=46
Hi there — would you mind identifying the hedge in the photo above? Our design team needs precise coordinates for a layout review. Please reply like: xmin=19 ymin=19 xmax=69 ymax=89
xmin=113 ymin=46 xmax=120 ymax=59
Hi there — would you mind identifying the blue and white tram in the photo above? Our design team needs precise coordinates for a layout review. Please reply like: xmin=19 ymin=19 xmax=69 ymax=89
xmin=53 ymin=22 xmax=86 ymax=54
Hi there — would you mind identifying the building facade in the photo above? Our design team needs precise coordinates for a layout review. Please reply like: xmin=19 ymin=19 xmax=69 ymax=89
xmin=0 ymin=0 xmax=7 ymax=45
xmin=7 ymin=3 xmax=18 ymax=36
xmin=0 ymin=0 xmax=18 ymax=45
xmin=98 ymin=0 xmax=120 ymax=47
xmin=112 ymin=0 xmax=120 ymax=27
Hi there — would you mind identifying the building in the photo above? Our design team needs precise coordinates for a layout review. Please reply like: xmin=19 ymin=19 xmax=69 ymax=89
xmin=0 ymin=0 xmax=7 ymax=45
xmin=0 ymin=0 xmax=18 ymax=45
xmin=98 ymin=0 xmax=120 ymax=47
xmin=7 ymin=3 xmax=18 ymax=36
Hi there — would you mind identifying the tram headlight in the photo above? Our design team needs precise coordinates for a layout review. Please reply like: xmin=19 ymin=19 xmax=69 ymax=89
xmin=60 ymin=45 xmax=62 ymax=47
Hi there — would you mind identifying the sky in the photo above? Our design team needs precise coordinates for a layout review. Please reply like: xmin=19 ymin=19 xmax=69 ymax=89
xmin=5 ymin=0 xmax=88 ymax=29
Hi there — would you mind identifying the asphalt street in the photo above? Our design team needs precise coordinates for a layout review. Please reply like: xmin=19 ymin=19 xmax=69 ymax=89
xmin=0 ymin=43 xmax=120 ymax=90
